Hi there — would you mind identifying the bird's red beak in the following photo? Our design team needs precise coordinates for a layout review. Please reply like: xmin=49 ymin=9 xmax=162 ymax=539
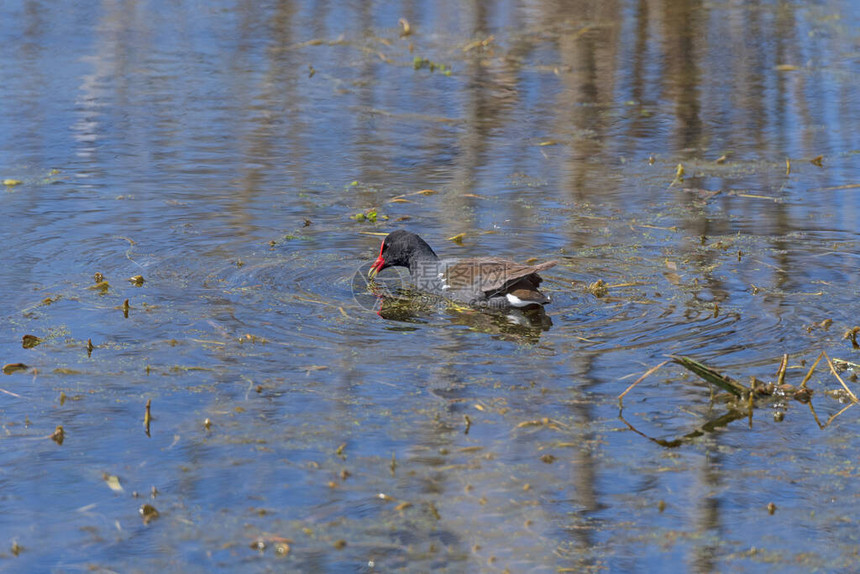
xmin=368 ymin=255 xmax=385 ymax=278
xmin=368 ymin=240 xmax=386 ymax=278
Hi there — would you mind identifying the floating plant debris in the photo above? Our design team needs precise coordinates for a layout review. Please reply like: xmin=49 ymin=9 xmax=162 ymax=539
xmin=103 ymin=473 xmax=124 ymax=493
xmin=586 ymin=279 xmax=608 ymax=297
xmin=351 ymin=210 xmax=387 ymax=223
xmin=447 ymin=233 xmax=466 ymax=245
xmin=139 ymin=504 xmax=159 ymax=524
xmin=398 ymin=17 xmax=411 ymax=37
xmin=670 ymin=355 xmax=748 ymax=398
xmin=619 ymin=351 xmax=858 ymax=434
xmin=673 ymin=163 xmax=685 ymax=184
xmin=413 ymin=56 xmax=451 ymax=74
xmin=3 ymin=363 xmax=29 ymax=375
xmin=144 ymin=399 xmax=152 ymax=437
xmin=844 ymin=327 xmax=860 ymax=349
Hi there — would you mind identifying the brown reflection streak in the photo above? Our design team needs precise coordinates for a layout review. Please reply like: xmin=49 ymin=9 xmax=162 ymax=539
xmin=661 ymin=0 xmax=703 ymax=151
xmin=628 ymin=0 xmax=652 ymax=143
xmin=693 ymin=449 xmax=722 ymax=573
xmin=558 ymin=352 xmax=602 ymax=569
xmin=448 ymin=1 xmax=499 ymax=239
xmin=550 ymin=0 xmax=620 ymax=261
xmin=236 ymin=0 xmax=302 ymax=233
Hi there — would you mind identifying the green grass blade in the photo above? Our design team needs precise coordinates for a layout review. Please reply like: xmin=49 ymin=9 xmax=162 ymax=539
xmin=670 ymin=355 xmax=748 ymax=398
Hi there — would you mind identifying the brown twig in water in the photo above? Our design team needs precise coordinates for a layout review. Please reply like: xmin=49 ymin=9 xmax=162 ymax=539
xmin=823 ymin=352 xmax=859 ymax=402
xmin=618 ymin=360 xmax=670 ymax=409
xmin=800 ymin=351 xmax=825 ymax=388
xmin=776 ymin=354 xmax=788 ymax=386
xmin=802 ymin=350 xmax=860 ymax=402
xmin=144 ymin=399 xmax=152 ymax=437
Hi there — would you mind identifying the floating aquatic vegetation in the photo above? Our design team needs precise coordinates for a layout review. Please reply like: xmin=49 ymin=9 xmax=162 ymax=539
xmin=462 ymin=35 xmax=494 ymax=52
xmin=843 ymin=327 xmax=859 ymax=349
xmin=139 ymin=504 xmax=159 ymax=524
xmin=670 ymin=355 xmax=748 ymax=398
xmin=51 ymin=425 xmax=65 ymax=445
xmin=398 ymin=17 xmax=412 ymax=37
xmin=3 ymin=363 xmax=28 ymax=375
xmin=413 ymin=56 xmax=451 ymax=75
xmin=388 ymin=189 xmax=436 ymax=203
xmin=618 ymin=351 xmax=858 ymax=436
xmin=672 ymin=163 xmax=685 ymax=185
xmin=351 ymin=210 xmax=387 ymax=223
xmin=800 ymin=351 xmax=858 ymax=403
xmin=249 ymin=536 xmax=292 ymax=555
xmin=586 ymin=279 xmax=608 ymax=297
xmin=447 ymin=233 xmax=466 ymax=246
xmin=514 ymin=417 xmax=568 ymax=431
xmin=89 ymin=272 xmax=109 ymax=294
xmin=103 ymin=473 xmax=124 ymax=493
xmin=144 ymin=399 xmax=152 ymax=437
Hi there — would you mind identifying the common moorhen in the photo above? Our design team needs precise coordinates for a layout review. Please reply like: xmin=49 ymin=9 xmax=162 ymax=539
xmin=368 ymin=230 xmax=556 ymax=309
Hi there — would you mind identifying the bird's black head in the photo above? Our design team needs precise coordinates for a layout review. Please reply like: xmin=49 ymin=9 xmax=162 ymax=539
xmin=368 ymin=230 xmax=438 ymax=277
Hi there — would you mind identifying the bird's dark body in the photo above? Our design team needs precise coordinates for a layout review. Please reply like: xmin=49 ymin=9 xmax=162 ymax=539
xmin=369 ymin=230 xmax=556 ymax=310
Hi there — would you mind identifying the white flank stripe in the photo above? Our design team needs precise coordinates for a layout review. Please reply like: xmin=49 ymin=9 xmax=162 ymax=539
xmin=506 ymin=293 xmax=534 ymax=308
